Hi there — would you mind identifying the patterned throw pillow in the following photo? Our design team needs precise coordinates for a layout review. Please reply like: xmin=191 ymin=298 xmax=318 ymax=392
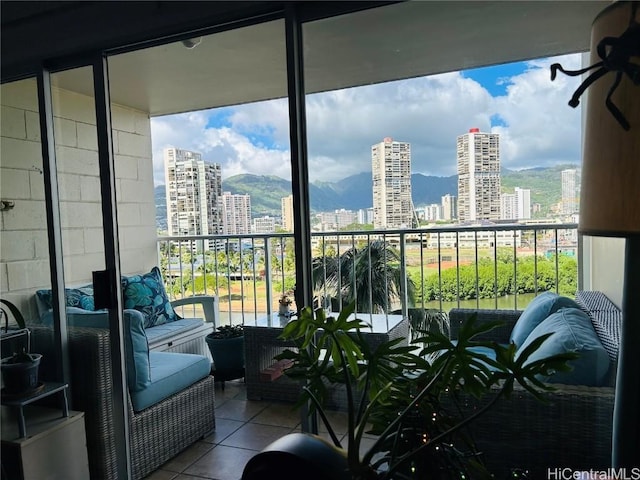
xmin=122 ymin=267 xmax=177 ymax=327
xmin=36 ymin=285 xmax=96 ymax=311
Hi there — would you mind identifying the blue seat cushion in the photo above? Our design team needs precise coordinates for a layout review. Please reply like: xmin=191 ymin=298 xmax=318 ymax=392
xmin=144 ymin=318 xmax=205 ymax=345
xmin=509 ymin=292 xmax=580 ymax=348
xmin=515 ymin=307 xmax=610 ymax=386
xmin=122 ymin=267 xmax=178 ymax=327
xmin=130 ymin=351 xmax=211 ymax=412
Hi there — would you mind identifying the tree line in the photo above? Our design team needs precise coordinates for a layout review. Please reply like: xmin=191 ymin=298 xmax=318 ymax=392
xmin=416 ymin=252 xmax=578 ymax=302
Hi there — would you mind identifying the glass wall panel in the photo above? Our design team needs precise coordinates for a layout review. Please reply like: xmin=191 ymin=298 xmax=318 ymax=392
xmin=49 ymin=68 xmax=106 ymax=306
xmin=107 ymin=20 xmax=290 ymax=326
xmin=303 ymin=2 xmax=584 ymax=315
xmin=302 ymin=2 xmax=596 ymax=477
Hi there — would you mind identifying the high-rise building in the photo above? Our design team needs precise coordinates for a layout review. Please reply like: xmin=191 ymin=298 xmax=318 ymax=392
xmin=281 ymin=195 xmax=294 ymax=232
xmin=419 ymin=204 xmax=442 ymax=222
xmin=357 ymin=208 xmax=374 ymax=225
xmin=500 ymin=187 xmax=531 ymax=220
xmin=316 ymin=209 xmax=357 ymax=231
xmin=561 ymin=168 xmax=580 ymax=214
xmin=222 ymin=192 xmax=251 ymax=235
xmin=372 ymin=137 xmax=413 ymax=229
xmin=441 ymin=194 xmax=457 ymax=220
xmin=456 ymin=128 xmax=501 ymax=222
xmin=500 ymin=193 xmax=516 ymax=220
xmin=164 ymin=147 xmax=222 ymax=246
xmin=515 ymin=187 xmax=531 ymax=220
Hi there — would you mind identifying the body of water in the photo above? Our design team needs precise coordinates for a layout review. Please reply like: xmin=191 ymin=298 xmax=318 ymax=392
xmin=422 ymin=292 xmax=539 ymax=312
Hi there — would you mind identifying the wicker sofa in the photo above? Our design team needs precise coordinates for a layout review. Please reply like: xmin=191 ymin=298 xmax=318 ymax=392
xmin=447 ymin=291 xmax=619 ymax=477
xmin=30 ymin=277 xmax=220 ymax=479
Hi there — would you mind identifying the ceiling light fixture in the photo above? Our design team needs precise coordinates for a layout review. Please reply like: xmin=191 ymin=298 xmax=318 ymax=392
xmin=181 ymin=37 xmax=202 ymax=49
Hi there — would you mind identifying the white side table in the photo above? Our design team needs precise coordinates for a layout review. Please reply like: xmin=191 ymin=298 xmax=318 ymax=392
xmin=1 ymin=405 xmax=89 ymax=480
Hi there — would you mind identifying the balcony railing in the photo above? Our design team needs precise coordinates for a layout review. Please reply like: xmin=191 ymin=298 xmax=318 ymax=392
xmin=157 ymin=222 xmax=579 ymax=326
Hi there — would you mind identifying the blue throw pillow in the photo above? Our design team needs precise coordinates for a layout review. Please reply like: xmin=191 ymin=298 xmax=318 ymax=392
xmin=516 ymin=307 xmax=610 ymax=386
xmin=41 ymin=307 xmax=151 ymax=391
xmin=36 ymin=285 xmax=96 ymax=311
xmin=509 ymin=292 xmax=580 ymax=348
xmin=122 ymin=267 xmax=177 ymax=327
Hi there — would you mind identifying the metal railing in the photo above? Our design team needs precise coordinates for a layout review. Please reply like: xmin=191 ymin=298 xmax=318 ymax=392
xmin=157 ymin=223 xmax=579 ymax=326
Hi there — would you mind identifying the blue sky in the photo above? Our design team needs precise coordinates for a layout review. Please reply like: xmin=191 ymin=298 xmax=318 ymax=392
xmin=151 ymin=53 xmax=583 ymax=185
xmin=462 ymin=62 xmax=528 ymax=97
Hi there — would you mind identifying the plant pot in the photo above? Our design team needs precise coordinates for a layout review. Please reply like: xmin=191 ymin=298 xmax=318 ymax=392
xmin=278 ymin=305 xmax=290 ymax=316
xmin=205 ymin=334 xmax=245 ymax=382
xmin=241 ymin=433 xmax=349 ymax=480
xmin=1 ymin=353 xmax=42 ymax=395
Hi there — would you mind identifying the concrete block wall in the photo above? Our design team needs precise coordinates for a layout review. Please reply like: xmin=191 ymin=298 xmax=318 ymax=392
xmin=1 ymin=78 xmax=157 ymax=322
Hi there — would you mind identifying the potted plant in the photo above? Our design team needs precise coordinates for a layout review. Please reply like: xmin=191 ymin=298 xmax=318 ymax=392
xmin=278 ymin=293 xmax=293 ymax=316
xmin=1 ymin=299 xmax=43 ymax=395
xmin=312 ymin=240 xmax=416 ymax=314
xmin=242 ymin=302 xmax=576 ymax=479
xmin=205 ymin=324 xmax=245 ymax=387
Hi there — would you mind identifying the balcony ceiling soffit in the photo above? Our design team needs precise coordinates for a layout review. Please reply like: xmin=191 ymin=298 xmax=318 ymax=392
xmin=48 ymin=1 xmax=608 ymax=117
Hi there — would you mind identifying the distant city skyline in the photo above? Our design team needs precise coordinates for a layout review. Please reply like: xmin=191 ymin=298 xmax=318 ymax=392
xmin=161 ymin=136 xmax=576 ymax=235
xmin=150 ymin=53 xmax=584 ymax=186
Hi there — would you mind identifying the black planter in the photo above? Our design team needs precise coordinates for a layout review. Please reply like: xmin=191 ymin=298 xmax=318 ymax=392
xmin=242 ymin=433 xmax=350 ymax=480
xmin=1 ymin=353 xmax=42 ymax=394
xmin=205 ymin=334 xmax=245 ymax=384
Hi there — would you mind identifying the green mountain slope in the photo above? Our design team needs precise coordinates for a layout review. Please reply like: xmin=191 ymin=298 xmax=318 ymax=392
xmin=501 ymin=164 xmax=578 ymax=212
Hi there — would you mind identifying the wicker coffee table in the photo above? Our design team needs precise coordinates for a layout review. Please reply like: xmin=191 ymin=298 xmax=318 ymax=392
xmin=244 ymin=312 xmax=409 ymax=405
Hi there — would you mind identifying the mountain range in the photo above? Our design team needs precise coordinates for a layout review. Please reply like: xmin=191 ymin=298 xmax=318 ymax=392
xmin=155 ymin=164 xmax=577 ymax=230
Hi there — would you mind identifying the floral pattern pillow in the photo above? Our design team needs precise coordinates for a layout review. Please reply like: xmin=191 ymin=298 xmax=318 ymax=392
xmin=36 ymin=286 xmax=96 ymax=311
xmin=121 ymin=267 xmax=177 ymax=327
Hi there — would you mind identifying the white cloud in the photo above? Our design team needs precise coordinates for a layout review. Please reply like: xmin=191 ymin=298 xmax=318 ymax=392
xmin=151 ymin=52 xmax=584 ymax=185
xmin=493 ymin=54 xmax=584 ymax=170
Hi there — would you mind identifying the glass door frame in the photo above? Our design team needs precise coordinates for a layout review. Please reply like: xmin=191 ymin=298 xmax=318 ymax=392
xmin=35 ymin=58 xmax=132 ymax=477
xmin=24 ymin=2 xmax=390 ymax=476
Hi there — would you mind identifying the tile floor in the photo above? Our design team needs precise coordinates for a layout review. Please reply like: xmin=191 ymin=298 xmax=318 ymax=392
xmin=143 ymin=379 xmax=358 ymax=480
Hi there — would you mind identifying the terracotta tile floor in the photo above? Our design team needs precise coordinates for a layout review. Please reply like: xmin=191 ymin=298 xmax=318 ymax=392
xmin=143 ymin=380 xmax=350 ymax=480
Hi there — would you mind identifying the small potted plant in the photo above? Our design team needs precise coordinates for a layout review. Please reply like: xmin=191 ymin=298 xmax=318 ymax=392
xmin=278 ymin=293 xmax=293 ymax=316
xmin=205 ymin=324 xmax=245 ymax=388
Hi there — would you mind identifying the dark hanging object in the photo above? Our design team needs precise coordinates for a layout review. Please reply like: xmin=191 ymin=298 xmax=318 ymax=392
xmin=550 ymin=2 xmax=640 ymax=131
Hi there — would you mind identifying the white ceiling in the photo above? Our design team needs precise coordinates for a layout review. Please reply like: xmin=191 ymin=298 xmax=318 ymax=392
xmin=51 ymin=1 xmax=610 ymax=117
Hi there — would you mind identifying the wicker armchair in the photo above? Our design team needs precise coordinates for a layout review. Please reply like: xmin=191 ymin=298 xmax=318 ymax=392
xmin=448 ymin=308 xmax=614 ymax=477
xmin=32 ymin=326 xmax=216 ymax=480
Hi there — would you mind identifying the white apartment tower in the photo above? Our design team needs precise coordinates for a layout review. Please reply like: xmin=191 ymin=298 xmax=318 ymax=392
xmin=441 ymin=194 xmax=457 ymax=221
xmin=372 ymin=137 xmax=413 ymax=229
xmin=561 ymin=168 xmax=580 ymax=214
xmin=281 ymin=195 xmax=294 ymax=232
xmin=164 ymin=147 xmax=223 ymax=243
xmin=357 ymin=208 xmax=374 ymax=225
xmin=500 ymin=187 xmax=531 ymax=220
xmin=222 ymin=192 xmax=252 ymax=235
xmin=457 ymin=128 xmax=501 ymax=222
